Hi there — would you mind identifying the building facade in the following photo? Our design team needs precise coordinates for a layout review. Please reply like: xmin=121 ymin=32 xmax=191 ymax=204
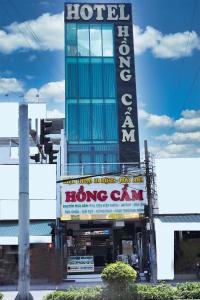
xmin=65 ymin=3 xmax=140 ymax=176
xmin=61 ymin=3 xmax=148 ymax=277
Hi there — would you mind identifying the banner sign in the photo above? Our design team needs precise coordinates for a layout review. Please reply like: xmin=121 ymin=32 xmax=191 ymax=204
xmin=61 ymin=176 xmax=146 ymax=220
xmin=65 ymin=3 xmax=140 ymax=163
xmin=115 ymin=5 xmax=140 ymax=163
xmin=67 ymin=256 xmax=94 ymax=273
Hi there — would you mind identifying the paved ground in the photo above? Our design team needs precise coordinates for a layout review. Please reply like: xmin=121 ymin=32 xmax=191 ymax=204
xmin=2 ymin=290 xmax=51 ymax=300
xmin=0 ymin=281 xmax=103 ymax=300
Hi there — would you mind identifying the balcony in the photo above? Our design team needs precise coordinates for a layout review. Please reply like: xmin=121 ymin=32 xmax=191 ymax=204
xmin=63 ymin=162 xmax=143 ymax=177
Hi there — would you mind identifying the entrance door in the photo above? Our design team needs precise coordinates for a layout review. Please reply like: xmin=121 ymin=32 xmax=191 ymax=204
xmin=90 ymin=235 xmax=113 ymax=272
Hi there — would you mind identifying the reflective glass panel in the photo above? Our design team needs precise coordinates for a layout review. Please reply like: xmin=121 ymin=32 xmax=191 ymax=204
xmin=105 ymin=100 xmax=118 ymax=141
xmin=66 ymin=58 xmax=78 ymax=98
xmin=91 ymin=58 xmax=103 ymax=98
xmin=102 ymin=24 xmax=114 ymax=57
xmin=81 ymin=153 xmax=92 ymax=174
xmin=77 ymin=24 xmax=89 ymax=56
xmin=92 ymin=99 xmax=104 ymax=141
xmin=90 ymin=25 xmax=102 ymax=56
xmin=103 ymin=58 xmax=115 ymax=98
xmin=66 ymin=24 xmax=77 ymax=56
xmin=78 ymin=58 xmax=90 ymax=98
xmin=79 ymin=100 xmax=91 ymax=141
xmin=95 ymin=153 xmax=104 ymax=174
xmin=68 ymin=153 xmax=81 ymax=175
xmin=67 ymin=100 xmax=78 ymax=142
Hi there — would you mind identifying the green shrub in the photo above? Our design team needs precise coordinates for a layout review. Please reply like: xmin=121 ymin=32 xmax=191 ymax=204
xmin=101 ymin=261 xmax=137 ymax=299
xmin=136 ymin=283 xmax=176 ymax=300
xmin=177 ymin=282 xmax=200 ymax=299
xmin=42 ymin=281 xmax=200 ymax=300
xmin=0 ymin=292 xmax=3 ymax=300
xmin=101 ymin=261 xmax=137 ymax=287
xmin=43 ymin=286 xmax=103 ymax=300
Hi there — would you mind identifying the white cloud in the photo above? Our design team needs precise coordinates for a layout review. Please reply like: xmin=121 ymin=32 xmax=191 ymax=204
xmin=133 ymin=25 xmax=161 ymax=55
xmin=156 ymin=132 xmax=200 ymax=144
xmin=175 ymin=117 xmax=200 ymax=131
xmin=181 ymin=109 xmax=200 ymax=119
xmin=25 ymin=88 xmax=39 ymax=102
xmin=133 ymin=25 xmax=200 ymax=58
xmin=141 ymin=108 xmax=200 ymax=158
xmin=139 ymin=109 xmax=174 ymax=128
xmin=173 ymin=109 xmax=200 ymax=132
xmin=25 ymin=80 xmax=64 ymax=103
xmin=0 ymin=77 xmax=23 ymax=94
xmin=149 ymin=143 xmax=200 ymax=158
xmin=0 ymin=10 xmax=199 ymax=59
xmin=0 ymin=12 xmax=64 ymax=54
xmin=153 ymin=31 xmax=200 ymax=58
xmin=47 ymin=109 xmax=64 ymax=119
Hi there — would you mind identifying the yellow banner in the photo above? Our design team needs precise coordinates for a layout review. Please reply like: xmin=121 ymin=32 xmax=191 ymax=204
xmin=61 ymin=213 xmax=141 ymax=221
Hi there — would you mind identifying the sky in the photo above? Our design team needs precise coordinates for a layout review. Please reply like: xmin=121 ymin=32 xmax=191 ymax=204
xmin=0 ymin=0 xmax=200 ymax=159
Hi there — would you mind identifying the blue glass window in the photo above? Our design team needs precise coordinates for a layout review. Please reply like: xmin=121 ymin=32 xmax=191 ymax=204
xmin=103 ymin=58 xmax=115 ymax=98
xmin=102 ymin=24 xmax=113 ymax=57
xmin=95 ymin=153 xmax=104 ymax=174
xmin=105 ymin=99 xmax=118 ymax=141
xmin=65 ymin=23 xmax=119 ymax=172
xmin=91 ymin=58 xmax=103 ymax=98
xmin=79 ymin=100 xmax=91 ymax=141
xmin=65 ymin=24 xmax=77 ymax=56
xmin=66 ymin=58 xmax=77 ymax=98
xmin=78 ymin=58 xmax=90 ymax=98
xmin=66 ymin=99 xmax=78 ymax=142
xmin=81 ymin=153 xmax=92 ymax=174
xmin=77 ymin=24 xmax=89 ymax=56
xmin=68 ymin=153 xmax=80 ymax=175
xmin=90 ymin=25 xmax=102 ymax=56
xmin=65 ymin=23 xmax=114 ymax=58
xmin=92 ymin=99 xmax=104 ymax=141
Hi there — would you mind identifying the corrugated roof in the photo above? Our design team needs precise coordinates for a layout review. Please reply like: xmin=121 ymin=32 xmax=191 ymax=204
xmin=0 ymin=222 xmax=53 ymax=236
xmin=157 ymin=215 xmax=200 ymax=223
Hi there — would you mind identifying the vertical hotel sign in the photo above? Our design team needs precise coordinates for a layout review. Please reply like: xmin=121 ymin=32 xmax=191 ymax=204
xmin=65 ymin=3 xmax=140 ymax=163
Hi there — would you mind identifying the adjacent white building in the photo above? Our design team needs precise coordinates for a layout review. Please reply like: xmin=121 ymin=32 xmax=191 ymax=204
xmin=0 ymin=102 xmax=57 ymax=246
xmin=154 ymin=158 xmax=200 ymax=280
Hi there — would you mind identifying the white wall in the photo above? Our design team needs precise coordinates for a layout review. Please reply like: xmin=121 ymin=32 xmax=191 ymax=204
xmin=155 ymin=158 xmax=200 ymax=214
xmin=0 ymin=236 xmax=51 ymax=245
xmin=0 ymin=102 xmax=46 ymax=138
xmin=155 ymin=218 xmax=200 ymax=280
xmin=0 ymin=164 xmax=56 ymax=220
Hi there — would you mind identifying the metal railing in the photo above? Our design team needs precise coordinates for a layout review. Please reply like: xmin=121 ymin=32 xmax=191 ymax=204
xmin=63 ymin=162 xmax=144 ymax=176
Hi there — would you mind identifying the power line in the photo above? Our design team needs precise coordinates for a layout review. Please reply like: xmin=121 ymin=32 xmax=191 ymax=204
xmin=3 ymin=0 xmax=62 ymax=99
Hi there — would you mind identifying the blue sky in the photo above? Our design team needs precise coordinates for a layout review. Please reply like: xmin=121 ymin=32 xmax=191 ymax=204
xmin=0 ymin=0 xmax=200 ymax=158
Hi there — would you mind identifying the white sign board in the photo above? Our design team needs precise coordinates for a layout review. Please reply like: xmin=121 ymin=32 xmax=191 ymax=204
xmin=61 ymin=176 xmax=146 ymax=220
xmin=67 ymin=256 xmax=94 ymax=273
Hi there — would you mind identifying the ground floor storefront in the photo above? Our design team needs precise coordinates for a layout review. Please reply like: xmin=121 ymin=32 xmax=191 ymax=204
xmin=60 ymin=218 xmax=149 ymax=277
xmin=60 ymin=173 xmax=149 ymax=278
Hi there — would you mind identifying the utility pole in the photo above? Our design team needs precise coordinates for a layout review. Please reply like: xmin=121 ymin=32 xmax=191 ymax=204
xmin=15 ymin=104 xmax=33 ymax=300
xmin=144 ymin=140 xmax=157 ymax=284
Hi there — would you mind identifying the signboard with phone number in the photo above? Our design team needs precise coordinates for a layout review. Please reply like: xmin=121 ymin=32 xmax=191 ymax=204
xmin=67 ymin=256 xmax=94 ymax=273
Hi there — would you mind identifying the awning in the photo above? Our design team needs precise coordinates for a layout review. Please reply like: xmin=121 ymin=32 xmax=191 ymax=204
xmin=0 ymin=221 xmax=54 ymax=245
xmin=156 ymin=215 xmax=200 ymax=223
